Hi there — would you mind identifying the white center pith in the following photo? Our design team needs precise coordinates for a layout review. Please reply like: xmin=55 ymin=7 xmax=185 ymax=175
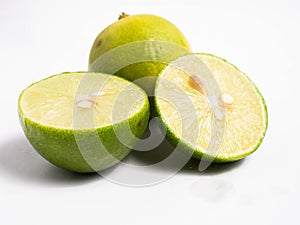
xmin=189 ymin=74 xmax=234 ymax=120
xmin=75 ymin=92 xmax=107 ymax=109
xmin=212 ymin=93 xmax=234 ymax=120
xmin=220 ymin=93 xmax=234 ymax=105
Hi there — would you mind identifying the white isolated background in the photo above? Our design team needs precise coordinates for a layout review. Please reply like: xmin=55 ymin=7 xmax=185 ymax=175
xmin=0 ymin=0 xmax=299 ymax=224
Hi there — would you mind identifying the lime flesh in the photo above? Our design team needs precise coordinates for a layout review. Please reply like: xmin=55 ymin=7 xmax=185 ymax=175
xmin=18 ymin=72 xmax=150 ymax=172
xmin=155 ymin=53 xmax=268 ymax=162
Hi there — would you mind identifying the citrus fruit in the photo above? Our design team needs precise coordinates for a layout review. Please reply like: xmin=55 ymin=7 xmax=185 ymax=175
xmin=88 ymin=13 xmax=191 ymax=94
xmin=18 ymin=72 xmax=150 ymax=173
xmin=154 ymin=53 xmax=268 ymax=162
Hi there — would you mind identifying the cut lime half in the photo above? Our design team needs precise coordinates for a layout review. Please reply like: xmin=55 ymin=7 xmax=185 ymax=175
xmin=155 ymin=53 xmax=268 ymax=162
xmin=18 ymin=72 xmax=149 ymax=173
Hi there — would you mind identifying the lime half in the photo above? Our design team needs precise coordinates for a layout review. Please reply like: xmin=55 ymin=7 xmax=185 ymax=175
xmin=18 ymin=72 xmax=149 ymax=173
xmin=155 ymin=53 xmax=268 ymax=162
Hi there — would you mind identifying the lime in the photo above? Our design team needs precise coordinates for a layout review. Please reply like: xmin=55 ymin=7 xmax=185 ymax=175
xmin=88 ymin=13 xmax=191 ymax=94
xmin=18 ymin=72 xmax=150 ymax=173
xmin=155 ymin=53 xmax=268 ymax=162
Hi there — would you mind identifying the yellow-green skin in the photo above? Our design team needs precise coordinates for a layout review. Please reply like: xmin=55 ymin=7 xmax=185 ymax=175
xmin=88 ymin=14 xmax=191 ymax=93
xmin=18 ymin=73 xmax=150 ymax=173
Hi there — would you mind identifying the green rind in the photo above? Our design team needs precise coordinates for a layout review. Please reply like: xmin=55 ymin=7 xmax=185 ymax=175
xmin=18 ymin=72 xmax=150 ymax=173
xmin=89 ymin=14 xmax=191 ymax=65
xmin=88 ymin=14 xmax=191 ymax=92
xmin=154 ymin=53 xmax=268 ymax=163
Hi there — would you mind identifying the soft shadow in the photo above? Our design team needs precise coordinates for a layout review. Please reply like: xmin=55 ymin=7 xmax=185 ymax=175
xmin=181 ymin=157 xmax=246 ymax=175
xmin=130 ymin=138 xmax=175 ymax=165
xmin=0 ymin=135 xmax=100 ymax=187
xmin=131 ymin=134 xmax=246 ymax=175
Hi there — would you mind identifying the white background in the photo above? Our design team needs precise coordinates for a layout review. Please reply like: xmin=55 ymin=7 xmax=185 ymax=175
xmin=0 ymin=0 xmax=299 ymax=224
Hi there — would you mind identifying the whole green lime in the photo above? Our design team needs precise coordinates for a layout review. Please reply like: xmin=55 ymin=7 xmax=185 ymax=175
xmin=18 ymin=72 xmax=150 ymax=173
xmin=88 ymin=13 xmax=191 ymax=94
